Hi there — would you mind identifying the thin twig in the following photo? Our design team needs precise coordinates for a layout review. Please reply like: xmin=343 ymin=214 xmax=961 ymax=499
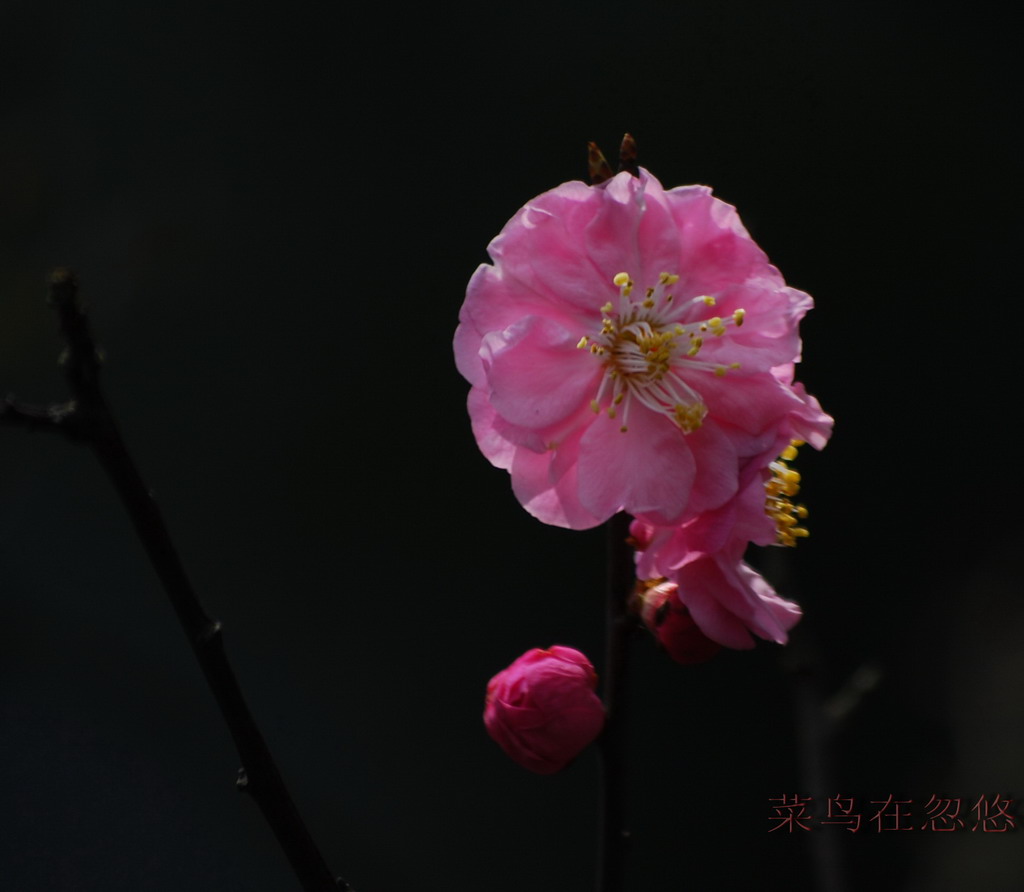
xmin=7 ymin=269 xmax=348 ymax=891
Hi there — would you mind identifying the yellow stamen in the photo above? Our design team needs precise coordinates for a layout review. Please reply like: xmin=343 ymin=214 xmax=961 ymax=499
xmin=765 ymin=449 xmax=812 ymax=546
xmin=673 ymin=402 xmax=706 ymax=432
xmin=578 ymin=272 xmax=750 ymax=439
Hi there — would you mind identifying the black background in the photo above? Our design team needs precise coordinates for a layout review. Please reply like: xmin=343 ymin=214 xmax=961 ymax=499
xmin=1 ymin=1 xmax=1022 ymax=890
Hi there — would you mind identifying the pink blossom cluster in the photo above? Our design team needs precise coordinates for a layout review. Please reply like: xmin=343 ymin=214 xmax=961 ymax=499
xmin=456 ymin=167 xmax=831 ymax=655
xmin=628 ymin=435 xmax=820 ymax=655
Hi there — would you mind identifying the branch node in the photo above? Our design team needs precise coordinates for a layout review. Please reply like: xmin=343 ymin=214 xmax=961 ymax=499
xmin=197 ymin=620 xmax=224 ymax=647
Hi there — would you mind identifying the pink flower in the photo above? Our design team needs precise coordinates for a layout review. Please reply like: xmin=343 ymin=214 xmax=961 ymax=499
xmin=455 ymin=168 xmax=828 ymax=530
xmin=630 ymin=440 xmax=819 ymax=650
xmin=484 ymin=646 xmax=605 ymax=774
xmin=636 ymin=580 xmax=722 ymax=665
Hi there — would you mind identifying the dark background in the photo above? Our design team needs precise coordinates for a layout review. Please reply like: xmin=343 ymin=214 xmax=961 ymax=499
xmin=1 ymin=1 xmax=1021 ymax=889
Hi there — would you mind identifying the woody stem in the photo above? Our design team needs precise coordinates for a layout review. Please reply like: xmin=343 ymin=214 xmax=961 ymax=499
xmin=597 ymin=511 xmax=636 ymax=892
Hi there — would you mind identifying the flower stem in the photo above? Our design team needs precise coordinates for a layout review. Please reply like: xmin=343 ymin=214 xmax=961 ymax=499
xmin=5 ymin=271 xmax=347 ymax=891
xmin=597 ymin=511 xmax=636 ymax=892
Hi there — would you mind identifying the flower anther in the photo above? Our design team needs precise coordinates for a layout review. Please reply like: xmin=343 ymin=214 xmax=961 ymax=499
xmin=766 ymin=440 xmax=810 ymax=546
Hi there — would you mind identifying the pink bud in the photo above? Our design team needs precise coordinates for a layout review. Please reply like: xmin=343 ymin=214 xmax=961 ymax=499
xmin=639 ymin=581 xmax=721 ymax=665
xmin=484 ymin=646 xmax=605 ymax=774
xmin=627 ymin=516 xmax=655 ymax=551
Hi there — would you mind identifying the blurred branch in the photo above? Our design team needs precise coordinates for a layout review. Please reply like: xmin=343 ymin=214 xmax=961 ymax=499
xmin=790 ymin=654 xmax=847 ymax=892
xmin=766 ymin=541 xmax=881 ymax=892
xmin=3 ymin=269 xmax=349 ymax=892
xmin=789 ymin=645 xmax=882 ymax=892
xmin=823 ymin=662 xmax=883 ymax=733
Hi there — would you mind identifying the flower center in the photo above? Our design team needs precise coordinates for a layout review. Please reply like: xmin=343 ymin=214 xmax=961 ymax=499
xmin=766 ymin=441 xmax=810 ymax=546
xmin=577 ymin=272 xmax=745 ymax=433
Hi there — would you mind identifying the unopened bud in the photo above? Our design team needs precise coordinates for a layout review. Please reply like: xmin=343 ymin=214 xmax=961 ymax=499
xmin=638 ymin=581 xmax=721 ymax=666
xmin=484 ymin=646 xmax=605 ymax=774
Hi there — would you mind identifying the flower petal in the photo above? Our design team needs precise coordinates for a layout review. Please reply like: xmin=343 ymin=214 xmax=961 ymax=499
xmin=584 ymin=170 xmax=682 ymax=288
xmin=510 ymin=427 xmax=605 ymax=530
xmin=488 ymin=180 xmax=613 ymax=316
xmin=483 ymin=315 xmax=601 ymax=430
xmin=676 ymin=556 xmax=759 ymax=650
xmin=664 ymin=185 xmax=773 ymax=298
xmin=578 ymin=406 xmax=695 ymax=523
xmin=674 ymin=554 xmax=802 ymax=649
